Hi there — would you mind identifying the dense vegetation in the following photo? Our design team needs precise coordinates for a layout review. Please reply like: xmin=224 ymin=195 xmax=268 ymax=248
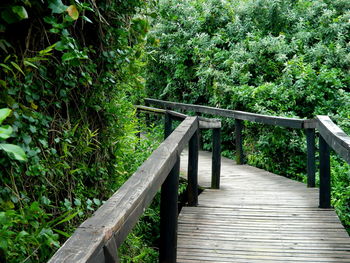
xmin=147 ymin=0 xmax=350 ymax=232
xmin=0 ymin=0 xmax=160 ymax=262
xmin=2 ymin=0 xmax=350 ymax=262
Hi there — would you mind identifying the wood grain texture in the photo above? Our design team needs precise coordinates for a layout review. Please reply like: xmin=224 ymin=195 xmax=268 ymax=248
xmin=179 ymin=150 xmax=350 ymax=262
xmin=317 ymin=115 xmax=350 ymax=164
xmin=145 ymin=98 xmax=306 ymax=128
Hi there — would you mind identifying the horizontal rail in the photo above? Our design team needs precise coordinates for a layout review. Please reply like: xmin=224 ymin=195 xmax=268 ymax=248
xmin=145 ymin=98 xmax=306 ymax=129
xmin=317 ymin=115 xmax=350 ymax=164
xmin=136 ymin=105 xmax=221 ymax=129
xmin=49 ymin=117 xmax=199 ymax=263
xmin=234 ymin=110 xmax=304 ymax=129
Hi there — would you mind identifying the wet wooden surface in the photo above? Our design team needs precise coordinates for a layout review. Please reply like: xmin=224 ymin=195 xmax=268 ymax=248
xmin=178 ymin=150 xmax=350 ymax=262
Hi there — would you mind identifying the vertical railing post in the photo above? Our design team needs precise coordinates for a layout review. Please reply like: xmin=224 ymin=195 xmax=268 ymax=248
xmin=195 ymin=112 xmax=203 ymax=150
xmin=159 ymin=155 xmax=180 ymax=263
xmin=319 ymin=135 xmax=331 ymax=208
xmin=235 ymin=119 xmax=244 ymax=165
xmin=145 ymin=101 xmax=150 ymax=127
xmin=103 ymin=237 xmax=119 ymax=263
xmin=136 ymin=110 xmax=141 ymax=141
xmin=211 ymin=128 xmax=221 ymax=189
xmin=188 ymin=122 xmax=199 ymax=206
xmin=306 ymin=128 xmax=316 ymax=187
xmin=164 ymin=111 xmax=173 ymax=139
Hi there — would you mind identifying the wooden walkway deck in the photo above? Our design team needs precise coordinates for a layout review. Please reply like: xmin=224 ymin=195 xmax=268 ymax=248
xmin=178 ymin=150 xmax=350 ymax=263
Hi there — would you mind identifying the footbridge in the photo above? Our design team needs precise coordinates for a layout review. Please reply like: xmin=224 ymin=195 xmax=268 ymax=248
xmin=49 ymin=99 xmax=350 ymax=263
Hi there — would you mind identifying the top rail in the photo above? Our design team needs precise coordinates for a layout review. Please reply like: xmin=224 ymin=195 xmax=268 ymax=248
xmin=49 ymin=117 xmax=199 ymax=263
xmin=145 ymin=98 xmax=306 ymax=129
xmin=136 ymin=105 xmax=221 ymax=129
xmin=317 ymin=115 xmax=350 ymax=164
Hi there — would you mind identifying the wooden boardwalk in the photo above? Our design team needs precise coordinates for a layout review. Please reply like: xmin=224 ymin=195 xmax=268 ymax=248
xmin=178 ymin=150 xmax=350 ymax=262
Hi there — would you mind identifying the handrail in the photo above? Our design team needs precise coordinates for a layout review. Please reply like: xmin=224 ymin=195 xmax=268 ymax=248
xmin=136 ymin=105 xmax=221 ymax=129
xmin=49 ymin=99 xmax=350 ymax=262
xmin=317 ymin=115 xmax=350 ymax=164
xmin=144 ymin=98 xmax=305 ymax=129
xmin=144 ymin=98 xmax=350 ymax=210
xmin=49 ymin=117 xmax=199 ymax=263
xmin=316 ymin=115 xmax=350 ymax=208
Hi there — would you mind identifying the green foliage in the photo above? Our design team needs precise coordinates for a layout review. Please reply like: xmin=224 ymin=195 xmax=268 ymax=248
xmin=147 ymin=0 xmax=350 ymax=232
xmin=0 ymin=108 xmax=27 ymax=161
xmin=0 ymin=0 xmax=156 ymax=262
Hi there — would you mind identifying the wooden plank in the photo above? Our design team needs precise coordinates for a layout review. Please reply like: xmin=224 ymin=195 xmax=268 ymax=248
xmin=178 ymin=150 xmax=350 ymax=262
xmin=135 ymin=105 xmax=166 ymax=115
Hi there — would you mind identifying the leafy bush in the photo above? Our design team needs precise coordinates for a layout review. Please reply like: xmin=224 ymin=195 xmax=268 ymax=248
xmin=147 ymin=0 xmax=350 ymax=232
xmin=0 ymin=0 xmax=157 ymax=261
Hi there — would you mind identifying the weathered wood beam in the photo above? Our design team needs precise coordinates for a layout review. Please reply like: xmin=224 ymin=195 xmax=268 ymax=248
xmin=317 ymin=115 xmax=350 ymax=164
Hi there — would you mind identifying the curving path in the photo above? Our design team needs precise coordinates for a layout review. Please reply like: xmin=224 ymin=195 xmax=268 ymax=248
xmin=178 ymin=150 xmax=350 ymax=262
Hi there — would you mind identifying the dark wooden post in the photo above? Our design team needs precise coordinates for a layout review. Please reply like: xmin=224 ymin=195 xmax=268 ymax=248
xmin=164 ymin=112 xmax=173 ymax=139
xmin=145 ymin=101 xmax=150 ymax=127
xmin=319 ymin=135 xmax=331 ymax=208
xmin=136 ymin=110 xmax=141 ymax=141
xmin=188 ymin=126 xmax=199 ymax=206
xmin=103 ymin=237 xmax=119 ymax=263
xmin=235 ymin=119 xmax=244 ymax=165
xmin=306 ymin=129 xmax=316 ymax=187
xmin=211 ymin=128 xmax=221 ymax=189
xmin=159 ymin=155 xmax=180 ymax=263
xmin=195 ymin=112 xmax=203 ymax=150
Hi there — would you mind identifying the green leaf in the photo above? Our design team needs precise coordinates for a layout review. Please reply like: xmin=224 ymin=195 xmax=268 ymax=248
xmin=10 ymin=62 xmax=25 ymax=76
xmin=0 ymin=125 xmax=13 ymax=139
xmin=53 ymin=228 xmax=70 ymax=238
xmin=54 ymin=210 xmax=79 ymax=226
xmin=62 ymin=52 xmax=76 ymax=62
xmin=48 ymin=0 xmax=68 ymax=14
xmin=0 ymin=108 xmax=11 ymax=124
xmin=0 ymin=143 xmax=27 ymax=161
xmin=12 ymin=6 xmax=28 ymax=20
xmin=1 ymin=9 xmax=18 ymax=24
xmin=82 ymin=15 xmax=93 ymax=23
xmin=66 ymin=5 xmax=79 ymax=20
xmin=23 ymin=60 xmax=38 ymax=69
xmin=0 ymin=63 xmax=12 ymax=72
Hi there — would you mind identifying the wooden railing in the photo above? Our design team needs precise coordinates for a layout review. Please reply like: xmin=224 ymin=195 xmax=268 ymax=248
xmin=144 ymin=98 xmax=350 ymax=209
xmin=49 ymin=99 xmax=350 ymax=263
xmin=49 ymin=108 xmax=222 ymax=263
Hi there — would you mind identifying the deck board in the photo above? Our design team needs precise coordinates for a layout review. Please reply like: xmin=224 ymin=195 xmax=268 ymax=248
xmin=178 ymin=150 xmax=350 ymax=262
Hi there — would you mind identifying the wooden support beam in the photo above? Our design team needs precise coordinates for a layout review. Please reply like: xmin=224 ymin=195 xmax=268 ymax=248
xmin=103 ymin=237 xmax=119 ymax=263
xmin=306 ymin=128 xmax=316 ymax=187
xmin=164 ymin=112 xmax=173 ymax=139
xmin=319 ymin=135 xmax=331 ymax=208
xmin=211 ymin=128 xmax=221 ymax=189
xmin=188 ymin=127 xmax=199 ymax=206
xmin=235 ymin=119 xmax=244 ymax=165
xmin=159 ymin=155 xmax=180 ymax=263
